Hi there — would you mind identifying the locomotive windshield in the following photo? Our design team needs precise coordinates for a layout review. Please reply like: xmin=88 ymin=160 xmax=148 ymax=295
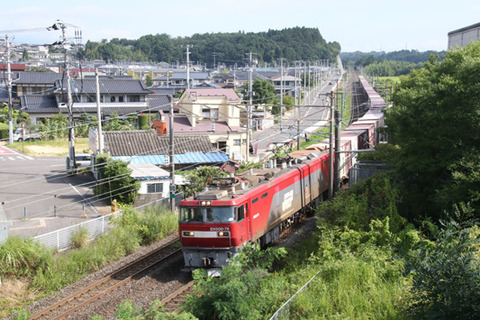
xmin=180 ymin=206 xmax=235 ymax=223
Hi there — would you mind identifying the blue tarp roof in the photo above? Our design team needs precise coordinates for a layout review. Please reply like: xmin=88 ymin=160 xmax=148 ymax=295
xmin=113 ymin=152 xmax=228 ymax=165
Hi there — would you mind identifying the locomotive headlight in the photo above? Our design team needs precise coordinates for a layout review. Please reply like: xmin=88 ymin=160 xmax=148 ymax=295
xmin=183 ymin=231 xmax=194 ymax=237
xmin=218 ymin=231 xmax=230 ymax=237
xmin=199 ymin=201 xmax=211 ymax=206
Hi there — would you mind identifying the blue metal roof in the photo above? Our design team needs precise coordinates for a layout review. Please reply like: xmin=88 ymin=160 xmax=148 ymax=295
xmin=113 ymin=152 xmax=228 ymax=165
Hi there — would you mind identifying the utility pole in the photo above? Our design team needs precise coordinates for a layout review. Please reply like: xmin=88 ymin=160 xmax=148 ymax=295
xmin=3 ymin=35 xmax=13 ymax=144
xmin=295 ymin=61 xmax=300 ymax=151
xmin=95 ymin=68 xmax=103 ymax=154
xmin=303 ymin=62 xmax=307 ymax=104
xmin=246 ymin=52 xmax=255 ymax=163
xmin=294 ymin=61 xmax=298 ymax=106
xmin=328 ymin=91 xmax=335 ymax=200
xmin=307 ymin=62 xmax=311 ymax=105
xmin=169 ymin=96 xmax=176 ymax=212
xmin=56 ymin=21 xmax=76 ymax=172
xmin=334 ymin=109 xmax=341 ymax=194
xmin=280 ymin=58 xmax=284 ymax=131
xmin=212 ymin=50 xmax=218 ymax=70
xmin=185 ymin=45 xmax=192 ymax=89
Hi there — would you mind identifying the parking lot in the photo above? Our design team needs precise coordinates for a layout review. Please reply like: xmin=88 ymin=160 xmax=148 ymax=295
xmin=0 ymin=145 xmax=109 ymax=238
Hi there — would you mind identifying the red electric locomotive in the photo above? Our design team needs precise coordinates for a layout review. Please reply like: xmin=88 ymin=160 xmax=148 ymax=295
xmin=179 ymin=151 xmax=330 ymax=270
xmin=179 ymin=77 xmax=387 ymax=271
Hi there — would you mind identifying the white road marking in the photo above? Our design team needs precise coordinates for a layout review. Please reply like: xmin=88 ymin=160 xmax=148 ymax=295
xmin=69 ymin=183 xmax=99 ymax=216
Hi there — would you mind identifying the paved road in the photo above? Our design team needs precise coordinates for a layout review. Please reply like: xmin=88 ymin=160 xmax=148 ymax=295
xmin=0 ymin=145 xmax=106 ymax=238
xmin=0 ymin=145 xmax=34 ymax=161
xmin=252 ymin=81 xmax=336 ymax=152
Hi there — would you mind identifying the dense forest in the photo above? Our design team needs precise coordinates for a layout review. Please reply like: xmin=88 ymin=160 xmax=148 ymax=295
xmin=76 ymin=27 xmax=341 ymax=67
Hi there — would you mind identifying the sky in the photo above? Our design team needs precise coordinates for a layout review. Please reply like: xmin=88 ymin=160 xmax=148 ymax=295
xmin=0 ymin=0 xmax=479 ymax=53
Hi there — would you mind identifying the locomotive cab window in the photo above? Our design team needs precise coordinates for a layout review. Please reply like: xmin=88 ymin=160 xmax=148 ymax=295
xmin=237 ymin=204 xmax=245 ymax=222
xmin=180 ymin=207 xmax=235 ymax=223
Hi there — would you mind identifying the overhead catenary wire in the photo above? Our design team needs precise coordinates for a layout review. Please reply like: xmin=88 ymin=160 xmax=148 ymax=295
xmin=0 ymin=85 xmax=329 ymax=194
xmin=1 ymin=65 xmax=330 ymax=212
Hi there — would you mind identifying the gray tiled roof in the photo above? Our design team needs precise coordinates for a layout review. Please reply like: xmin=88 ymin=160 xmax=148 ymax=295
xmin=149 ymin=88 xmax=176 ymax=96
xmin=71 ymin=106 xmax=158 ymax=115
xmin=166 ymin=71 xmax=210 ymax=80
xmin=14 ymin=72 xmax=63 ymax=84
xmin=147 ymin=94 xmax=171 ymax=112
xmin=56 ymin=78 xmax=153 ymax=95
xmin=20 ymin=95 xmax=158 ymax=116
xmin=20 ymin=95 xmax=59 ymax=113
xmin=103 ymin=130 xmax=215 ymax=156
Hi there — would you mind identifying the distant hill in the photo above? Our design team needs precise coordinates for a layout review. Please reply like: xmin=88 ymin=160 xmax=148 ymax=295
xmin=77 ymin=27 xmax=341 ymax=67
xmin=341 ymin=50 xmax=446 ymax=65
xmin=340 ymin=50 xmax=447 ymax=76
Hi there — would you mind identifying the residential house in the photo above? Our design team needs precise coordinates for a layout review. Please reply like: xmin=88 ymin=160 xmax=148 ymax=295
xmin=270 ymin=74 xmax=302 ymax=99
xmin=127 ymin=163 xmax=172 ymax=207
xmin=17 ymin=73 xmax=157 ymax=124
xmin=172 ymin=88 xmax=247 ymax=161
xmin=102 ymin=130 xmax=228 ymax=170
xmin=152 ymin=71 xmax=211 ymax=90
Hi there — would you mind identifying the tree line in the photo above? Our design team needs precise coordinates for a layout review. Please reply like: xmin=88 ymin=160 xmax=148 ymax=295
xmin=77 ymin=27 xmax=341 ymax=67
xmin=340 ymin=49 xmax=447 ymax=76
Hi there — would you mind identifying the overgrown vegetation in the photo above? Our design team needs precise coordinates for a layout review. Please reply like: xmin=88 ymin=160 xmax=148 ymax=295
xmin=4 ymin=43 xmax=480 ymax=320
xmin=176 ymin=166 xmax=226 ymax=198
xmin=0 ymin=205 xmax=178 ymax=318
xmin=94 ymin=154 xmax=140 ymax=204
xmin=91 ymin=171 xmax=480 ymax=319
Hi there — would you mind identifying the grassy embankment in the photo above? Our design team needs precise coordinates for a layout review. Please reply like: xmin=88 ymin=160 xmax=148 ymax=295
xmin=0 ymin=206 xmax=178 ymax=318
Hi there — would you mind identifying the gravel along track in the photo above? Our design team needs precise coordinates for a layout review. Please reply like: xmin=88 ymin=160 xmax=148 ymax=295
xmin=5 ymin=216 xmax=318 ymax=319
xmin=4 ymin=234 xmax=192 ymax=320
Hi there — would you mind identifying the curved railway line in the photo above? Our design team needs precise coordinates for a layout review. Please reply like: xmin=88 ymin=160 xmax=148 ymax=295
xmin=30 ymin=239 xmax=183 ymax=320
xmin=14 ymin=214 xmax=318 ymax=319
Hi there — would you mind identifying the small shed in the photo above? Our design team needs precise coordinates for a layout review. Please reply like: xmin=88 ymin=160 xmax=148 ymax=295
xmin=128 ymin=163 xmax=171 ymax=207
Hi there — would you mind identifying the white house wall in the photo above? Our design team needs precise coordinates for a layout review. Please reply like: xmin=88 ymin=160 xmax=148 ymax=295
xmin=138 ymin=179 xmax=170 ymax=196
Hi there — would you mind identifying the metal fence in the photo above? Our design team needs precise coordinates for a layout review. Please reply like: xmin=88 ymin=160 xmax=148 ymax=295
xmin=349 ymin=161 xmax=387 ymax=185
xmin=33 ymin=211 xmax=118 ymax=250
xmin=32 ymin=194 xmax=183 ymax=251
xmin=269 ymin=271 xmax=321 ymax=319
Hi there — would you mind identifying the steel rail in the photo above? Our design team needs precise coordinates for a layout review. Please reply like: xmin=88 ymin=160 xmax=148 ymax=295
xmin=30 ymin=239 xmax=181 ymax=320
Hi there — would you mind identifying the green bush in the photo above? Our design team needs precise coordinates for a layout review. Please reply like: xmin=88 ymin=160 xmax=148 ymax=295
xmin=112 ymin=205 xmax=178 ymax=245
xmin=31 ymin=225 xmax=142 ymax=292
xmin=290 ymin=250 xmax=408 ymax=319
xmin=138 ymin=114 xmax=150 ymax=130
xmin=0 ymin=122 xmax=9 ymax=139
xmin=184 ymin=244 xmax=287 ymax=319
xmin=0 ymin=236 xmax=53 ymax=278
xmin=408 ymin=225 xmax=480 ymax=319
xmin=321 ymin=174 xmax=406 ymax=233
xmin=70 ymin=227 xmax=89 ymax=249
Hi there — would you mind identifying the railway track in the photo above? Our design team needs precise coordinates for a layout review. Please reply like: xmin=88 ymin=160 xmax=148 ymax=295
xmin=161 ymin=281 xmax=196 ymax=313
xmin=30 ymin=240 xmax=182 ymax=320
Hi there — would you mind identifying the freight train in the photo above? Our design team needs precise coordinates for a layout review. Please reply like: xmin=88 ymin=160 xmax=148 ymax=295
xmin=179 ymin=98 xmax=385 ymax=271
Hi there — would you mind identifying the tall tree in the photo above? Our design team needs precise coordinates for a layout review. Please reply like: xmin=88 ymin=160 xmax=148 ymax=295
xmin=386 ymin=42 xmax=480 ymax=220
